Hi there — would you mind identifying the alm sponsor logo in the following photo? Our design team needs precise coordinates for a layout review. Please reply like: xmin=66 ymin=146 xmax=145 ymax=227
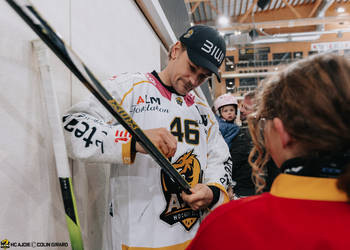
xmin=136 ymin=95 xmax=160 ymax=105
xmin=130 ymin=95 xmax=169 ymax=114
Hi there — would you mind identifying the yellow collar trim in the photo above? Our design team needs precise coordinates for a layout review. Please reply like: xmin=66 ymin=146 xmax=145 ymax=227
xmin=270 ymin=174 xmax=348 ymax=202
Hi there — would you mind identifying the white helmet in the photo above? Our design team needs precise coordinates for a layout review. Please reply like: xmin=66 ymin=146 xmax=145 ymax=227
xmin=214 ymin=93 xmax=238 ymax=113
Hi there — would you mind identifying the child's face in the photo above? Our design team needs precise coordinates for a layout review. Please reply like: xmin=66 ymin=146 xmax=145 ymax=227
xmin=221 ymin=105 xmax=236 ymax=122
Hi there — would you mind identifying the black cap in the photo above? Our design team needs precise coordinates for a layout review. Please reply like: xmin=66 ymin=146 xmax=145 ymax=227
xmin=179 ymin=25 xmax=226 ymax=82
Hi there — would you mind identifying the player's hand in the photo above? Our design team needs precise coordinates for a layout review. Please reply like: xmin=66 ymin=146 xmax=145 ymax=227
xmin=180 ymin=184 xmax=213 ymax=211
xmin=135 ymin=128 xmax=177 ymax=158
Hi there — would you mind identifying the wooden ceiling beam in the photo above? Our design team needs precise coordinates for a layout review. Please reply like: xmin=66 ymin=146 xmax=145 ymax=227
xmin=281 ymin=0 xmax=302 ymax=18
xmin=266 ymin=0 xmax=274 ymax=11
xmin=216 ymin=0 xmax=219 ymax=15
xmin=244 ymin=0 xmax=249 ymax=16
xmin=203 ymin=2 xmax=208 ymax=20
xmin=277 ymin=0 xmax=283 ymax=10
xmin=233 ymin=0 xmax=237 ymax=17
xmin=308 ymin=0 xmax=322 ymax=17
xmin=219 ymin=15 xmax=350 ymax=31
xmin=207 ymin=0 xmax=220 ymax=14
xmin=191 ymin=2 xmax=201 ymax=13
xmin=228 ymin=0 xmax=231 ymax=16
xmin=239 ymin=0 xmax=258 ymax=22
xmin=239 ymin=0 xmax=244 ymax=16
xmin=271 ymin=0 xmax=279 ymax=10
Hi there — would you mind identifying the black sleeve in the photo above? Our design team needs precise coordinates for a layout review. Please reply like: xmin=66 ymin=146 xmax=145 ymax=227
xmin=207 ymin=185 xmax=220 ymax=208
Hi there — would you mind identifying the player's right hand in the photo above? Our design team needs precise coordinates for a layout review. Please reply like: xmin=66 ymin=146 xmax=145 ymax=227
xmin=135 ymin=128 xmax=177 ymax=158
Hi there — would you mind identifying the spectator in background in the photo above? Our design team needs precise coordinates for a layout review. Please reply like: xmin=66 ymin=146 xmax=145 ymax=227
xmin=213 ymin=93 xmax=240 ymax=148
xmin=239 ymin=91 xmax=255 ymax=125
xmin=187 ymin=54 xmax=350 ymax=250
xmin=230 ymin=91 xmax=279 ymax=199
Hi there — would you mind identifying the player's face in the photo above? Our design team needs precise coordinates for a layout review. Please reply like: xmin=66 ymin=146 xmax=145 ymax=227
xmin=170 ymin=47 xmax=211 ymax=95
xmin=221 ymin=105 xmax=236 ymax=122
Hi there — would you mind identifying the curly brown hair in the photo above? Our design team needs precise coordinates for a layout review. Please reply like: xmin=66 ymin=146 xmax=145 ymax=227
xmin=248 ymin=54 xmax=350 ymax=198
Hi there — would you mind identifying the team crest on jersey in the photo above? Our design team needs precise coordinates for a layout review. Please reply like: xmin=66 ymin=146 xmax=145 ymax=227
xmin=175 ymin=97 xmax=183 ymax=106
xmin=183 ymin=29 xmax=194 ymax=38
xmin=160 ymin=150 xmax=201 ymax=231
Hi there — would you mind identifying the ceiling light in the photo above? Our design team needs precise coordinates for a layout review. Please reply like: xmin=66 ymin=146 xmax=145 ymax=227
xmin=218 ymin=16 xmax=229 ymax=26
xmin=290 ymin=35 xmax=320 ymax=41
xmin=251 ymin=38 xmax=289 ymax=44
xmin=336 ymin=7 xmax=345 ymax=13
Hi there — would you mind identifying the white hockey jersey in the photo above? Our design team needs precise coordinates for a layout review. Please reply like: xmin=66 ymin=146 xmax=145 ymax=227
xmin=63 ymin=72 xmax=232 ymax=249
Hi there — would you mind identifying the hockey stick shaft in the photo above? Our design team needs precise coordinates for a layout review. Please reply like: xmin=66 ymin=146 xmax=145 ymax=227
xmin=5 ymin=0 xmax=191 ymax=193
xmin=33 ymin=40 xmax=84 ymax=250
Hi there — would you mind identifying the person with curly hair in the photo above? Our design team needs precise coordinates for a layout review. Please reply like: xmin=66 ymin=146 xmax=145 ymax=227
xmin=188 ymin=54 xmax=350 ymax=250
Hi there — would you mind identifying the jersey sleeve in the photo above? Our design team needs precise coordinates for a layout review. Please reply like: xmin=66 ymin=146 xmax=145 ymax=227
xmin=62 ymin=74 xmax=137 ymax=164
xmin=196 ymin=101 xmax=232 ymax=207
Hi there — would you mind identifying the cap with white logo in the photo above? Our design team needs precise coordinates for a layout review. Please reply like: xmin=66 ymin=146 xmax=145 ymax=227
xmin=179 ymin=25 xmax=226 ymax=82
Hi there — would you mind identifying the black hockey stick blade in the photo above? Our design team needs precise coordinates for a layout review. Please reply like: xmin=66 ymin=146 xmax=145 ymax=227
xmin=5 ymin=0 xmax=191 ymax=194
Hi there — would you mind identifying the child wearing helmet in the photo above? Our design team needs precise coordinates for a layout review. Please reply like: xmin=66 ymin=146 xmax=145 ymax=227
xmin=214 ymin=93 xmax=240 ymax=149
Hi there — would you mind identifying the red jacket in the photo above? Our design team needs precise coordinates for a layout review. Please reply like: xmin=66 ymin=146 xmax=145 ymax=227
xmin=187 ymin=174 xmax=350 ymax=250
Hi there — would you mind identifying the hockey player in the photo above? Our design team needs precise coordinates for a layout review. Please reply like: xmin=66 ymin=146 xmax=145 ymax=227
xmin=63 ymin=25 xmax=232 ymax=249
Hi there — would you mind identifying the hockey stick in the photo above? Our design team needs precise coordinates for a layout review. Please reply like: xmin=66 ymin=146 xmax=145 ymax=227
xmin=5 ymin=0 xmax=191 ymax=194
xmin=33 ymin=40 xmax=84 ymax=250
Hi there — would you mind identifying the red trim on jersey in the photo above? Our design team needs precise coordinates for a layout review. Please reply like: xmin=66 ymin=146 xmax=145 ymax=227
xmin=146 ymin=73 xmax=195 ymax=107
xmin=146 ymin=73 xmax=172 ymax=101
